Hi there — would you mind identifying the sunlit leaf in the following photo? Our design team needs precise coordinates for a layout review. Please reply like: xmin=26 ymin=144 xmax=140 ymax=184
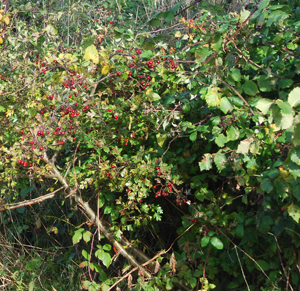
xmin=84 ymin=45 xmax=99 ymax=64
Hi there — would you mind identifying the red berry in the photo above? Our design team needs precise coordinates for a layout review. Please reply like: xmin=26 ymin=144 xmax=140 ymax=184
xmin=155 ymin=194 xmax=159 ymax=198
xmin=117 ymin=71 xmax=120 ymax=75
xmin=132 ymin=55 xmax=135 ymax=59
xmin=114 ymin=116 xmax=118 ymax=119
xmin=109 ymin=21 xmax=113 ymax=24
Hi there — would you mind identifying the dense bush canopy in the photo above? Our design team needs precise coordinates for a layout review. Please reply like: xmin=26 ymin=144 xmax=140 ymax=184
xmin=1 ymin=0 xmax=300 ymax=290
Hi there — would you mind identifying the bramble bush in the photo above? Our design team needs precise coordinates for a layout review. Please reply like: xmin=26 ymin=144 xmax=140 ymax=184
xmin=1 ymin=0 xmax=300 ymax=290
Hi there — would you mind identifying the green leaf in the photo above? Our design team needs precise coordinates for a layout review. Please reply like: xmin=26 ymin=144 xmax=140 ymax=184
xmin=256 ymin=75 xmax=274 ymax=92
xmin=226 ymin=126 xmax=239 ymax=141
xmin=236 ymin=212 xmax=245 ymax=223
xmin=83 ymin=231 xmax=92 ymax=243
xmin=255 ymin=260 xmax=270 ymax=271
xmin=84 ymin=45 xmax=99 ymax=64
xmin=0 ymin=105 xmax=5 ymax=112
xmin=20 ymin=185 xmax=35 ymax=199
xmin=140 ymin=50 xmax=154 ymax=60
xmin=219 ymin=97 xmax=233 ymax=114
xmin=291 ymin=147 xmax=300 ymax=165
xmin=82 ymin=250 xmax=90 ymax=260
xmin=214 ymin=152 xmax=227 ymax=171
xmin=199 ymin=154 xmax=212 ymax=171
xmin=292 ymin=123 xmax=300 ymax=146
xmin=267 ymin=10 xmax=289 ymax=27
xmin=103 ymin=244 xmax=112 ymax=251
xmin=260 ymin=178 xmax=273 ymax=193
xmin=230 ymin=69 xmax=241 ymax=82
xmin=195 ymin=46 xmax=213 ymax=63
xmin=288 ymin=203 xmax=300 ymax=223
xmin=25 ymin=258 xmax=40 ymax=271
xmin=276 ymin=100 xmax=292 ymax=114
xmin=235 ymin=224 xmax=244 ymax=238
xmin=164 ymin=11 xmax=175 ymax=23
xmin=256 ymin=98 xmax=273 ymax=114
xmin=258 ymin=0 xmax=270 ymax=10
xmin=205 ymin=86 xmax=221 ymax=107
xmin=288 ymin=87 xmax=300 ymax=108
xmin=240 ymin=8 xmax=251 ymax=23
xmin=210 ymin=237 xmax=223 ymax=250
xmin=72 ymin=228 xmax=84 ymax=245
xmin=242 ymin=80 xmax=259 ymax=96
xmin=189 ymin=131 xmax=197 ymax=142
xmin=148 ymin=18 xmax=161 ymax=27
xmin=236 ymin=138 xmax=252 ymax=154
xmin=201 ymin=236 xmax=210 ymax=247
xmin=279 ymin=78 xmax=293 ymax=89
xmin=215 ymin=134 xmax=227 ymax=147
xmin=102 ymin=252 xmax=111 ymax=268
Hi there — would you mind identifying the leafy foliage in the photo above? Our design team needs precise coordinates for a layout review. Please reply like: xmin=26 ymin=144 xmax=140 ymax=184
xmin=1 ymin=0 xmax=300 ymax=290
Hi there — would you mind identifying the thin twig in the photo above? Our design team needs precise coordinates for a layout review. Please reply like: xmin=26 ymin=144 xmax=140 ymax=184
xmin=0 ymin=187 xmax=64 ymax=212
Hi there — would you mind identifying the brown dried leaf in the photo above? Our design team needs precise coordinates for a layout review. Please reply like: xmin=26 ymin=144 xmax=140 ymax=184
xmin=128 ymin=273 xmax=133 ymax=290
xmin=170 ymin=253 xmax=177 ymax=274
xmin=153 ymin=260 xmax=160 ymax=274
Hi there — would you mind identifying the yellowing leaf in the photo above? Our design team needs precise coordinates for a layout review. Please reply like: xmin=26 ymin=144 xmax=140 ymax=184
xmin=44 ymin=24 xmax=57 ymax=36
xmin=0 ymin=13 xmax=3 ymax=21
xmin=156 ymin=133 xmax=167 ymax=147
xmin=146 ymin=89 xmax=161 ymax=102
xmin=4 ymin=16 xmax=9 ymax=25
xmin=0 ymin=36 xmax=3 ymax=45
xmin=84 ymin=45 xmax=99 ymax=64
xmin=205 ymin=86 xmax=221 ymax=107
xmin=101 ymin=64 xmax=110 ymax=75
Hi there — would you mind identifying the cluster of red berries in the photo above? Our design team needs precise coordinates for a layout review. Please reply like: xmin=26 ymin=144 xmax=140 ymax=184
xmin=18 ymin=160 xmax=32 ymax=167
